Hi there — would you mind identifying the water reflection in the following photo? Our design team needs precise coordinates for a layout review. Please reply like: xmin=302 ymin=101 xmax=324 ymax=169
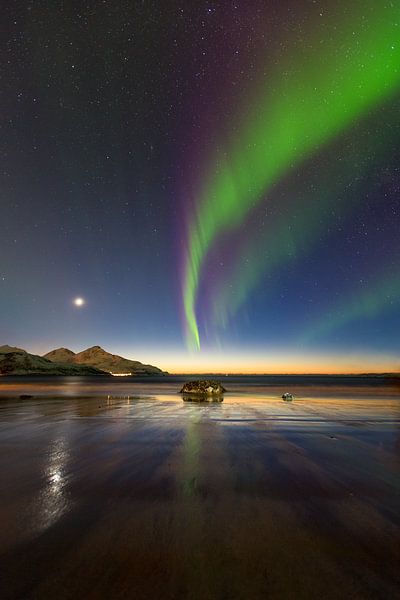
xmin=32 ymin=435 xmax=71 ymax=535
xmin=71 ymin=395 xmax=137 ymax=417
xmin=181 ymin=414 xmax=201 ymax=497
xmin=182 ymin=394 xmax=224 ymax=403
xmin=282 ymin=393 xmax=294 ymax=402
xmin=1 ymin=388 xmax=399 ymax=600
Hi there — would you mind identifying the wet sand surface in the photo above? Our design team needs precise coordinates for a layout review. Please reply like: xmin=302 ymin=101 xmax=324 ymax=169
xmin=0 ymin=386 xmax=399 ymax=599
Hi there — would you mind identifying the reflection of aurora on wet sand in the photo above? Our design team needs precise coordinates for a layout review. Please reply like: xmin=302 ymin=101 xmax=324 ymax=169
xmin=181 ymin=411 xmax=202 ymax=497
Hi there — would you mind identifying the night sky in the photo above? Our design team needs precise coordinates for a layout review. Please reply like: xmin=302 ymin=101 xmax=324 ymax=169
xmin=1 ymin=1 xmax=399 ymax=373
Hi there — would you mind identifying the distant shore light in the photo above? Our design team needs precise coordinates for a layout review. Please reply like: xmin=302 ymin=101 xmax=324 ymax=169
xmin=110 ymin=372 xmax=132 ymax=377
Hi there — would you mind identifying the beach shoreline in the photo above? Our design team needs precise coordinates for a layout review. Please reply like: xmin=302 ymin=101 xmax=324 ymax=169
xmin=0 ymin=383 xmax=399 ymax=599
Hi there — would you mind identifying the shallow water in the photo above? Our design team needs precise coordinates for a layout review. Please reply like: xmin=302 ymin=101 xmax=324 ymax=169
xmin=0 ymin=377 xmax=399 ymax=599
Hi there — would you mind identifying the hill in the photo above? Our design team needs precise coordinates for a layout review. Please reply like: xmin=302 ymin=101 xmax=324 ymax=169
xmin=44 ymin=347 xmax=76 ymax=363
xmin=0 ymin=350 xmax=108 ymax=376
xmin=0 ymin=345 xmax=26 ymax=354
xmin=44 ymin=345 xmax=165 ymax=375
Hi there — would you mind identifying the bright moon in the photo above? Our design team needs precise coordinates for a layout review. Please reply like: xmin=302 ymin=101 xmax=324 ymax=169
xmin=73 ymin=297 xmax=85 ymax=307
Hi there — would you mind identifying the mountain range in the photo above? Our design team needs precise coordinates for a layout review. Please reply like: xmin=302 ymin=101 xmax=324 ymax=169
xmin=0 ymin=345 xmax=165 ymax=376
xmin=44 ymin=346 xmax=165 ymax=375
xmin=0 ymin=346 xmax=106 ymax=376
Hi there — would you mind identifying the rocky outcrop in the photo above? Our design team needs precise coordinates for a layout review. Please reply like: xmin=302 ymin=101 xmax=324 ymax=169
xmin=0 ymin=351 xmax=108 ymax=376
xmin=44 ymin=345 xmax=166 ymax=375
xmin=180 ymin=380 xmax=226 ymax=396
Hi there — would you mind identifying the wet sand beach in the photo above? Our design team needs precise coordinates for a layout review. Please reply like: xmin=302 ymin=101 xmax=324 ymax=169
xmin=0 ymin=378 xmax=399 ymax=599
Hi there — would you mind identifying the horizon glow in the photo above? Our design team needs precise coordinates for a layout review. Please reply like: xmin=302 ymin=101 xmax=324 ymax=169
xmin=21 ymin=342 xmax=398 ymax=375
xmin=94 ymin=349 xmax=400 ymax=375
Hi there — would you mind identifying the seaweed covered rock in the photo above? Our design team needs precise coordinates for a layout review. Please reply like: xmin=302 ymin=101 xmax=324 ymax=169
xmin=180 ymin=380 xmax=226 ymax=396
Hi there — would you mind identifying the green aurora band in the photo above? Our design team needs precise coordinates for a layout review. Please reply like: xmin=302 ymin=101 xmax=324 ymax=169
xmin=299 ymin=271 xmax=400 ymax=344
xmin=211 ymin=114 xmax=399 ymax=330
xmin=183 ymin=4 xmax=400 ymax=349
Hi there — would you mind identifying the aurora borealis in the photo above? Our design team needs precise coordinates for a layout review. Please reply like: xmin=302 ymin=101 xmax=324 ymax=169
xmin=1 ymin=1 xmax=399 ymax=373
xmin=182 ymin=2 xmax=400 ymax=351
xmin=301 ymin=269 xmax=400 ymax=345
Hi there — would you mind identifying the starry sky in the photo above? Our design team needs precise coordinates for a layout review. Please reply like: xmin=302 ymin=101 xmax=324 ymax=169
xmin=1 ymin=1 xmax=399 ymax=373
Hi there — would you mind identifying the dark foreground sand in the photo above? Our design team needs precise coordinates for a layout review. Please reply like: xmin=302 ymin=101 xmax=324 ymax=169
xmin=0 ymin=392 xmax=399 ymax=599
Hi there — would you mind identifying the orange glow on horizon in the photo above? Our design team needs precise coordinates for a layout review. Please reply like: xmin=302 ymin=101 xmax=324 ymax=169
xmin=131 ymin=350 xmax=399 ymax=375
xmin=27 ymin=342 xmax=399 ymax=376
